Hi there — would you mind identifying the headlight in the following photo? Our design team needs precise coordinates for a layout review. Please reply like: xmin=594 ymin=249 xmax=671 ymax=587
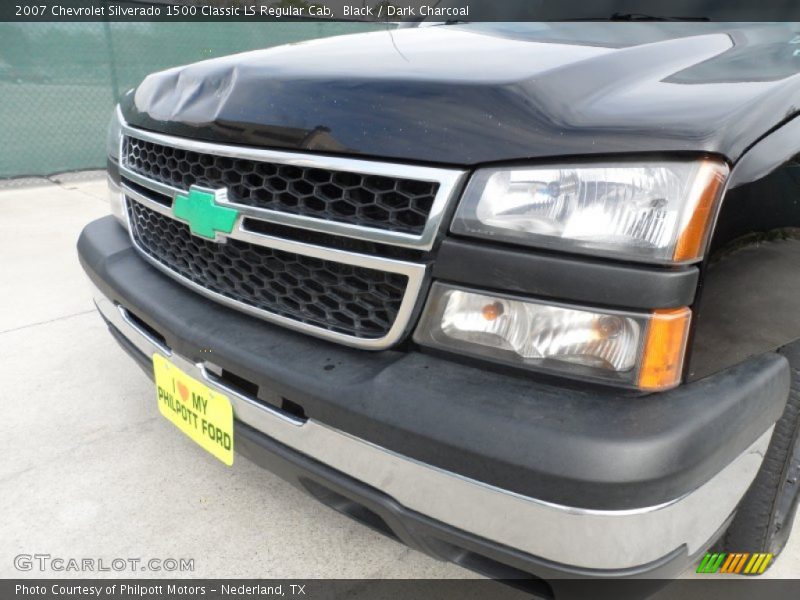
xmin=451 ymin=160 xmax=728 ymax=264
xmin=414 ymin=283 xmax=691 ymax=391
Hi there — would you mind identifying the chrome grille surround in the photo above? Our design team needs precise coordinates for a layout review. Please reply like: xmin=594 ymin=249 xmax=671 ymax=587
xmin=126 ymin=199 xmax=410 ymax=340
xmin=118 ymin=118 xmax=466 ymax=251
xmin=117 ymin=114 xmax=467 ymax=350
xmin=123 ymin=134 xmax=441 ymax=236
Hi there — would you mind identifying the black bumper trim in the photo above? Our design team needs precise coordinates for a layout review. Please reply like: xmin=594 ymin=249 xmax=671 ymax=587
xmin=435 ymin=238 xmax=699 ymax=310
xmin=93 ymin=320 xmax=693 ymax=589
xmin=79 ymin=215 xmax=790 ymax=510
xmin=235 ymin=420 xmax=692 ymax=589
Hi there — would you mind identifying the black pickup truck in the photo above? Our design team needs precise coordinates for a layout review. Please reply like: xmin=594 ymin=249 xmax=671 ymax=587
xmin=78 ymin=22 xmax=800 ymax=588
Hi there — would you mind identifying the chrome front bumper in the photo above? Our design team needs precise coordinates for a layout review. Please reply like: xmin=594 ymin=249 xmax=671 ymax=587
xmin=92 ymin=282 xmax=773 ymax=572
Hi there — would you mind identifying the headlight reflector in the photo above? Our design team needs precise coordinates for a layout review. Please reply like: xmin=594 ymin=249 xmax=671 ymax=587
xmin=440 ymin=289 xmax=641 ymax=370
xmin=415 ymin=283 xmax=691 ymax=390
xmin=452 ymin=160 xmax=728 ymax=264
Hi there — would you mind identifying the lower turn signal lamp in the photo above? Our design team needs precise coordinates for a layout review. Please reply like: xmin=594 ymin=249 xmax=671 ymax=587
xmin=414 ymin=283 xmax=692 ymax=391
xmin=637 ymin=308 xmax=692 ymax=391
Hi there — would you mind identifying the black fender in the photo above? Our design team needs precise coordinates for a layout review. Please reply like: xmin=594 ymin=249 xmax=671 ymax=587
xmin=688 ymin=115 xmax=800 ymax=381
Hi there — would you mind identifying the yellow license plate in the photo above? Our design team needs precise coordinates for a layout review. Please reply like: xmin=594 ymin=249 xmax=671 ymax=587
xmin=153 ymin=354 xmax=234 ymax=466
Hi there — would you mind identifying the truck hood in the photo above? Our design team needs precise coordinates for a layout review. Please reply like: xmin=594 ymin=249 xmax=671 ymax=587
xmin=122 ymin=23 xmax=800 ymax=166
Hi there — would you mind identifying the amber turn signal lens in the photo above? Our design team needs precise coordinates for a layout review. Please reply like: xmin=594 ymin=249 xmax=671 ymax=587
xmin=672 ymin=160 xmax=728 ymax=262
xmin=638 ymin=307 xmax=692 ymax=391
xmin=481 ymin=302 xmax=504 ymax=321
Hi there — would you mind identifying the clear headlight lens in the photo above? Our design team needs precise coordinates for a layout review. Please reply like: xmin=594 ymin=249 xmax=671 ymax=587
xmin=451 ymin=160 xmax=728 ymax=264
xmin=414 ymin=283 xmax=691 ymax=390
xmin=440 ymin=290 xmax=641 ymax=370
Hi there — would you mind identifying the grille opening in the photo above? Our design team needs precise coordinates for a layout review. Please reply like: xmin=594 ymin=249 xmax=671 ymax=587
xmin=121 ymin=177 xmax=172 ymax=207
xmin=280 ymin=398 xmax=307 ymax=421
xmin=427 ymin=540 xmax=553 ymax=598
xmin=123 ymin=135 xmax=439 ymax=235
xmin=242 ymin=219 xmax=426 ymax=262
xmin=121 ymin=307 xmax=169 ymax=350
xmin=217 ymin=368 xmax=259 ymax=399
xmin=299 ymin=478 xmax=400 ymax=542
xmin=199 ymin=367 xmax=309 ymax=423
xmin=126 ymin=199 xmax=409 ymax=339
xmin=107 ymin=322 xmax=151 ymax=368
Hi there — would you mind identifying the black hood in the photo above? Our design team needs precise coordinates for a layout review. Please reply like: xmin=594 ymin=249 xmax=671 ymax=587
xmin=122 ymin=22 xmax=800 ymax=166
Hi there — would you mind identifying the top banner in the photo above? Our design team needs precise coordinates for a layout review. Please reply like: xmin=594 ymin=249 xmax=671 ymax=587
xmin=5 ymin=0 xmax=800 ymax=23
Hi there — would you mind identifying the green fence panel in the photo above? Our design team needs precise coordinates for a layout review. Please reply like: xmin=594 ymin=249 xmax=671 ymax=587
xmin=0 ymin=22 xmax=381 ymax=178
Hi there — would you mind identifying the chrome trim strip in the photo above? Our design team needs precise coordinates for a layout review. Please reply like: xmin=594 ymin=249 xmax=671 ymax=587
xmin=107 ymin=174 xmax=128 ymax=229
xmin=94 ymin=287 xmax=303 ymax=428
xmin=120 ymin=189 xmax=427 ymax=350
xmin=118 ymin=116 xmax=467 ymax=252
xmin=93 ymin=282 xmax=774 ymax=570
xmin=118 ymin=167 xmax=178 ymax=201
xmin=198 ymin=362 xmax=306 ymax=427
xmin=117 ymin=305 xmax=172 ymax=357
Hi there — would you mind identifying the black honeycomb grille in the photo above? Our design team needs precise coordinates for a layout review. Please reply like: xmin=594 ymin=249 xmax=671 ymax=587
xmin=123 ymin=136 xmax=439 ymax=235
xmin=126 ymin=200 xmax=408 ymax=339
